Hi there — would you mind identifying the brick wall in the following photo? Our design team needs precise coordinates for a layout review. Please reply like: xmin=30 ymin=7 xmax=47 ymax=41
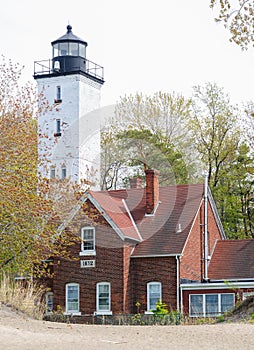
xmin=130 ymin=256 xmax=177 ymax=313
xmin=180 ymin=200 xmax=222 ymax=282
xmin=52 ymin=202 xmax=135 ymax=315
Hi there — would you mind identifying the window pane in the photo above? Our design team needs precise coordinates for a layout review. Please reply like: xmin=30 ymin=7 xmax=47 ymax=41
xmin=205 ymin=294 xmax=218 ymax=317
xmin=148 ymin=283 xmax=161 ymax=310
xmin=56 ymin=119 xmax=61 ymax=133
xmin=67 ymin=285 xmax=79 ymax=312
xmin=190 ymin=295 xmax=203 ymax=316
xmin=59 ymin=43 xmax=68 ymax=56
xmin=46 ymin=293 xmax=53 ymax=313
xmin=50 ymin=168 xmax=55 ymax=179
xmin=98 ymin=283 xmax=110 ymax=311
xmin=61 ymin=167 xmax=66 ymax=180
xmin=82 ymin=228 xmax=95 ymax=251
xmin=53 ymin=44 xmax=59 ymax=58
xmin=56 ymin=86 xmax=61 ymax=101
xmin=69 ymin=42 xmax=78 ymax=56
xmin=221 ymin=294 xmax=234 ymax=313
xmin=79 ymin=43 xmax=86 ymax=58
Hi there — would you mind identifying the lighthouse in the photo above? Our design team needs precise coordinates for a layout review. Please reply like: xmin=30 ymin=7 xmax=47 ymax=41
xmin=34 ymin=25 xmax=104 ymax=188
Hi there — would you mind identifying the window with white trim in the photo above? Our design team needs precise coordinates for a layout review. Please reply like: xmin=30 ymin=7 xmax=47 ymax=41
xmin=96 ymin=282 xmax=111 ymax=314
xmin=147 ymin=282 xmax=162 ymax=312
xmin=45 ymin=292 xmax=53 ymax=314
xmin=189 ymin=293 xmax=235 ymax=317
xmin=66 ymin=283 xmax=80 ymax=314
xmin=50 ymin=167 xmax=56 ymax=179
xmin=61 ymin=166 xmax=66 ymax=180
xmin=80 ymin=227 xmax=95 ymax=255
xmin=243 ymin=292 xmax=254 ymax=300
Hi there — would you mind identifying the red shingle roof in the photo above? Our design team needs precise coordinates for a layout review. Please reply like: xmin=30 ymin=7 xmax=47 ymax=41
xmin=89 ymin=190 xmax=142 ymax=241
xmin=208 ymin=240 xmax=254 ymax=280
xmin=89 ymin=184 xmax=205 ymax=256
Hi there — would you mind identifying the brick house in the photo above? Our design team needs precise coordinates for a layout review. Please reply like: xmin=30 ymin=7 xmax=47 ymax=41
xmin=181 ymin=239 xmax=254 ymax=317
xmin=47 ymin=170 xmax=254 ymax=317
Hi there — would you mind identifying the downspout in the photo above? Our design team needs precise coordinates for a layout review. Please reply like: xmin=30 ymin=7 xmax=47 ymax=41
xmin=176 ymin=255 xmax=180 ymax=311
xmin=204 ymin=173 xmax=209 ymax=281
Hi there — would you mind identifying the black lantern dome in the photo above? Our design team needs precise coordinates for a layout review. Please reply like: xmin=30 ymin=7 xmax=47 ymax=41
xmin=51 ymin=25 xmax=88 ymax=73
xmin=34 ymin=25 xmax=104 ymax=83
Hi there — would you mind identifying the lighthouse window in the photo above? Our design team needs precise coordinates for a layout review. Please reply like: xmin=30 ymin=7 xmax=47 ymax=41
xmin=50 ymin=167 xmax=56 ymax=179
xmin=59 ymin=43 xmax=68 ymax=56
xmin=53 ymin=44 xmax=59 ymax=58
xmin=79 ymin=44 xmax=86 ymax=58
xmin=55 ymin=119 xmax=61 ymax=136
xmin=61 ymin=166 xmax=67 ymax=180
xmin=69 ymin=42 xmax=78 ymax=56
xmin=56 ymin=86 xmax=61 ymax=101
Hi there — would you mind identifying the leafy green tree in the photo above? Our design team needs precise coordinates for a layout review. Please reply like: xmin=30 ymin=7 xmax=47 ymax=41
xmin=189 ymin=82 xmax=240 ymax=188
xmin=189 ymin=82 xmax=253 ymax=238
xmin=210 ymin=0 xmax=254 ymax=49
xmin=0 ymin=57 xmax=78 ymax=277
xmin=101 ymin=92 xmax=193 ymax=188
xmin=213 ymin=144 xmax=254 ymax=238
xmin=116 ymin=128 xmax=188 ymax=186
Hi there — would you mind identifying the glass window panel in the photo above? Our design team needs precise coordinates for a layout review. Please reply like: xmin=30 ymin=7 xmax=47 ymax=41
xmin=50 ymin=168 xmax=55 ymax=179
xmin=190 ymin=295 xmax=203 ymax=317
xmin=61 ymin=167 xmax=66 ymax=180
xmin=98 ymin=283 xmax=110 ymax=311
xmin=148 ymin=283 xmax=161 ymax=310
xmin=69 ymin=42 xmax=79 ymax=56
xmin=221 ymin=294 xmax=234 ymax=313
xmin=67 ymin=284 xmax=79 ymax=312
xmin=53 ymin=44 xmax=59 ymax=58
xmin=56 ymin=119 xmax=61 ymax=133
xmin=79 ymin=43 xmax=86 ymax=58
xmin=205 ymin=294 xmax=218 ymax=317
xmin=56 ymin=86 xmax=61 ymax=101
xmin=59 ymin=43 xmax=68 ymax=56
xmin=82 ymin=228 xmax=95 ymax=251
xmin=46 ymin=292 xmax=53 ymax=313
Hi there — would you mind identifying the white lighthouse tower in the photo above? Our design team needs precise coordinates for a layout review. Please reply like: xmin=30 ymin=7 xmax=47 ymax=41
xmin=34 ymin=25 xmax=104 ymax=188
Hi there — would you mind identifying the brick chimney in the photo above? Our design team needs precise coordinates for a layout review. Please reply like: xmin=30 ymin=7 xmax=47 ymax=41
xmin=130 ymin=177 xmax=143 ymax=189
xmin=145 ymin=169 xmax=159 ymax=214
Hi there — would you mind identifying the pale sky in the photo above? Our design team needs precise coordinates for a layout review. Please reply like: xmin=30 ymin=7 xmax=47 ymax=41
xmin=1 ymin=0 xmax=254 ymax=107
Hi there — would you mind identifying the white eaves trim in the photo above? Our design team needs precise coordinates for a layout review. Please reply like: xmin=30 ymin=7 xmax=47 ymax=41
xmin=86 ymin=192 xmax=126 ymax=242
xmin=181 ymin=281 xmax=254 ymax=290
xmin=122 ymin=199 xmax=143 ymax=242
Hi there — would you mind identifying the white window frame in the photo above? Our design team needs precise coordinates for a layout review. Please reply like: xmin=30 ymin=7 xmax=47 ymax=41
xmin=50 ymin=167 xmax=56 ymax=179
xmin=45 ymin=292 xmax=53 ymax=314
xmin=243 ymin=292 xmax=254 ymax=300
xmin=146 ymin=282 xmax=162 ymax=313
xmin=61 ymin=166 xmax=66 ymax=180
xmin=65 ymin=283 xmax=81 ymax=315
xmin=189 ymin=293 xmax=235 ymax=317
xmin=80 ymin=226 xmax=96 ymax=256
xmin=95 ymin=282 xmax=112 ymax=315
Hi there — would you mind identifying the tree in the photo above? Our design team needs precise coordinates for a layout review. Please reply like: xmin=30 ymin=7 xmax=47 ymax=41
xmin=0 ymin=57 xmax=78 ymax=277
xmin=189 ymin=82 xmax=254 ymax=238
xmin=189 ymin=82 xmax=240 ymax=188
xmin=210 ymin=0 xmax=254 ymax=49
xmin=101 ymin=92 xmax=194 ymax=188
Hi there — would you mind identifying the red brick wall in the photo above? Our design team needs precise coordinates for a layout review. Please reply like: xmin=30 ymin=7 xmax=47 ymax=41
xmin=52 ymin=202 xmax=135 ymax=315
xmin=130 ymin=256 xmax=177 ymax=313
xmin=180 ymin=200 xmax=222 ymax=282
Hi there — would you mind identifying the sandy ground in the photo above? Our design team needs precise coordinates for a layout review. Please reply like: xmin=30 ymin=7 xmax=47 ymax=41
xmin=0 ymin=304 xmax=254 ymax=350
